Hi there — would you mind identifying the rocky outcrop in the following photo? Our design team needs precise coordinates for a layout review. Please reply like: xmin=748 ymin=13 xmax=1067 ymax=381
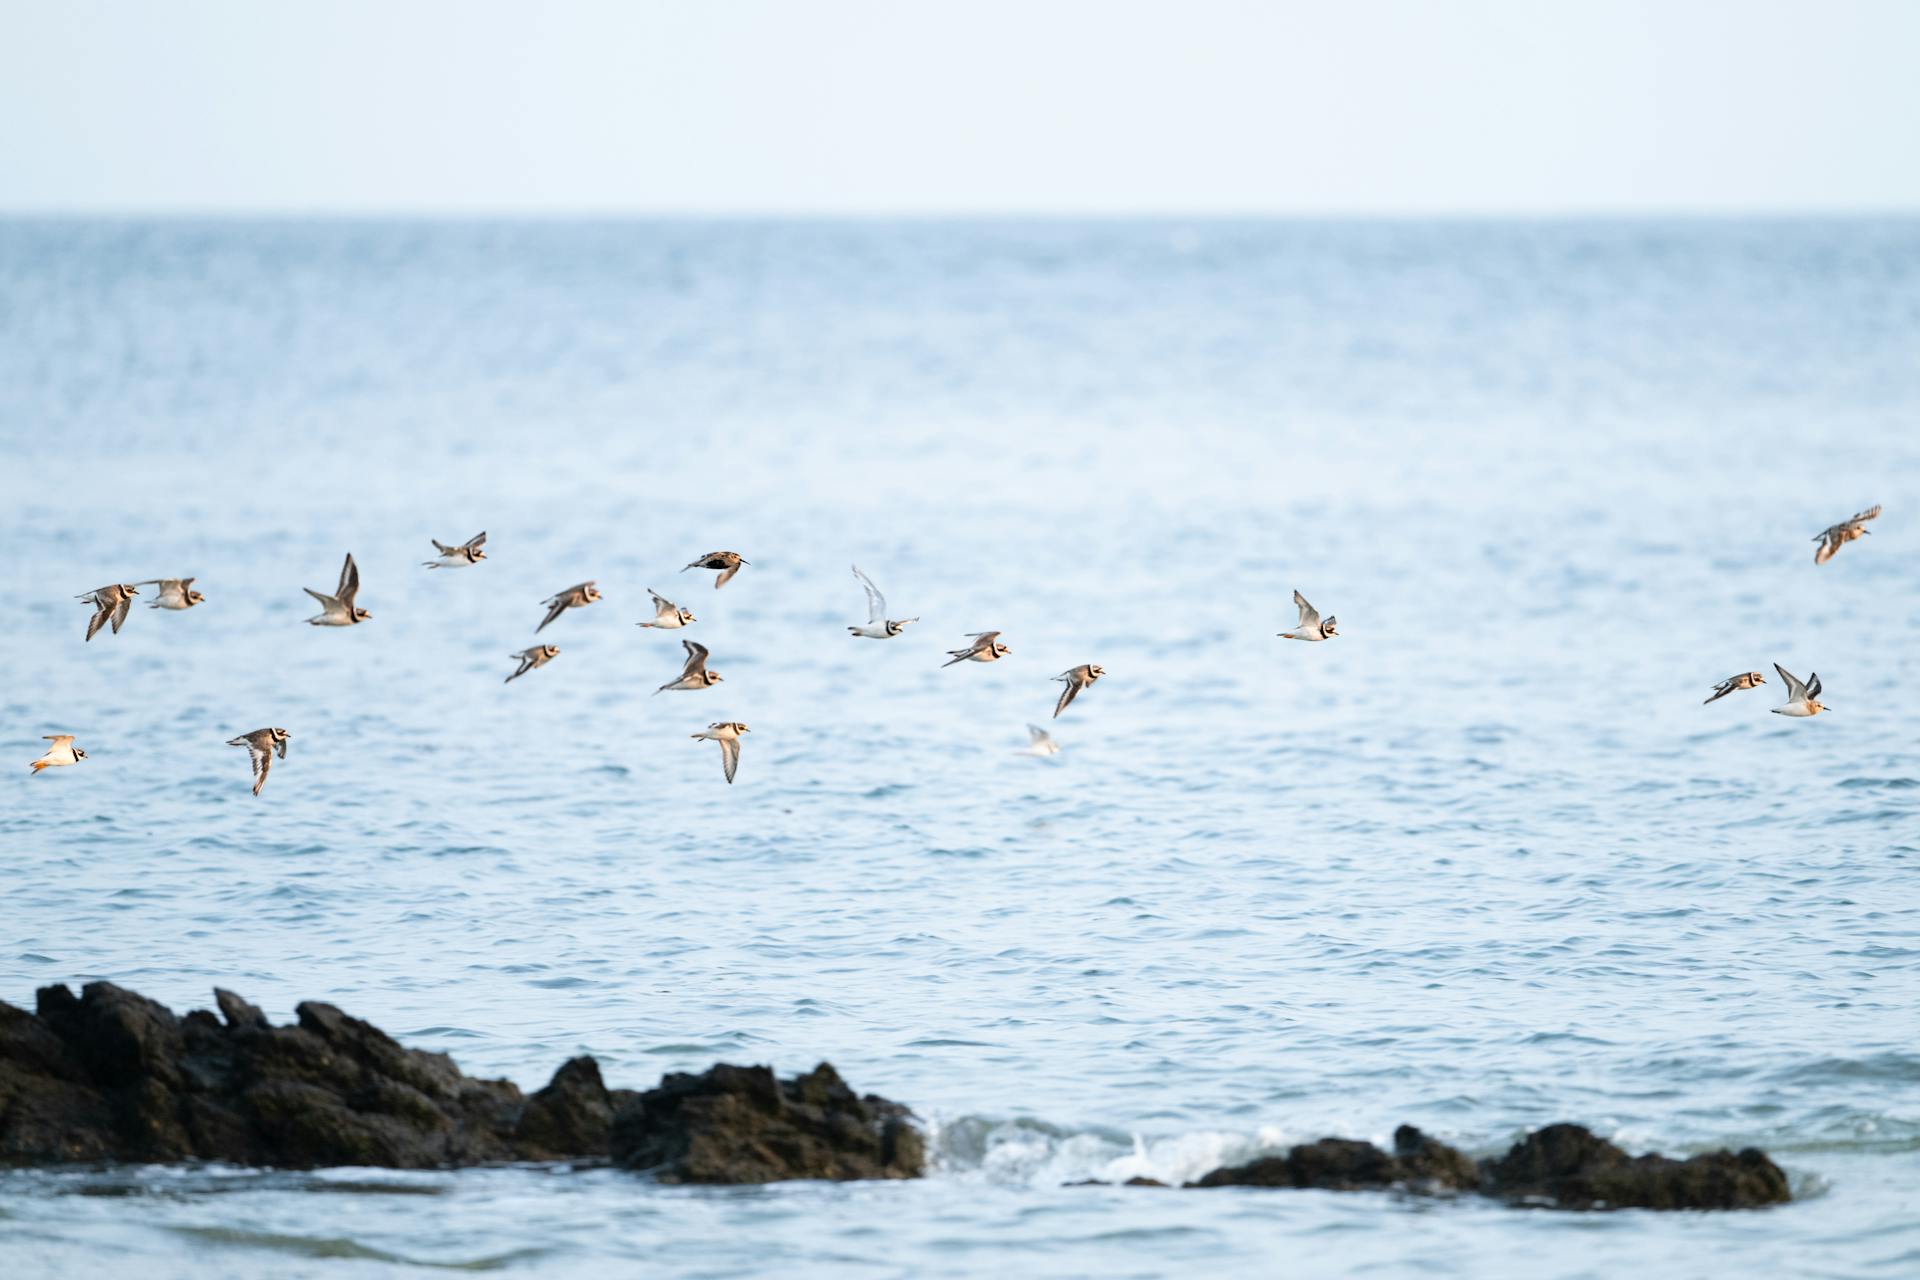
xmin=0 ymin=983 xmax=919 ymax=1182
xmin=1477 ymin=1123 xmax=1791 ymax=1210
xmin=1191 ymin=1125 xmax=1479 ymax=1193
xmin=1186 ymin=1121 xmax=1788 ymax=1210
xmin=609 ymin=1062 xmax=924 ymax=1183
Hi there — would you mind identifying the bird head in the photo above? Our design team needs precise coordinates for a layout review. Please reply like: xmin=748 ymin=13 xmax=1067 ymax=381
xmin=585 ymin=586 xmax=602 ymax=602
xmin=123 ymin=584 xmax=140 ymax=595
xmin=186 ymin=590 xmax=206 ymax=606
xmin=544 ymin=645 xmax=560 ymax=658
xmin=1322 ymin=617 xmax=1339 ymax=636
xmin=996 ymin=643 xmax=1012 ymax=656
xmin=472 ymin=547 xmax=488 ymax=561
xmin=353 ymin=607 xmax=372 ymax=621
xmin=679 ymin=608 xmax=696 ymax=625
xmin=734 ymin=723 xmax=750 ymax=734
xmin=706 ymin=671 xmax=724 ymax=685
xmin=1088 ymin=664 xmax=1106 ymax=680
xmin=72 ymin=747 xmax=88 ymax=760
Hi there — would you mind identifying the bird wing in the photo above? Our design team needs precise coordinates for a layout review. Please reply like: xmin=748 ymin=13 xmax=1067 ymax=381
xmin=1053 ymin=679 xmax=1081 ymax=718
xmin=43 ymin=734 xmax=73 ymax=745
xmin=1807 ymin=673 xmax=1822 ymax=700
xmin=680 ymin=639 xmax=710 ymax=675
xmin=1293 ymin=591 xmax=1319 ymax=628
xmin=250 ymin=744 xmax=271 ymax=795
xmin=853 ymin=565 xmax=885 ymax=622
xmin=648 ymin=589 xmax=672 ymax=614
xmin=304 ymin=587 xmax=338 ymax=609
xmin=1773 ymin=663 xmax=1807 ymax=702
xmin=536 ymin=597 xmax=569 ymax=632
xmin=337 ymin=554 xmax=360 ymax=608
xmin=720 ymin=735 xmax=740 ymax=783
xmin=431 ymin=539 xmax=454 ymax=555
xmin=465 ymin=531 xmax=487 ymax=552
xmin=1703 ymin=678 xmax=1736 ymax=704
xmin=1026 ymin=724 xmax=1052 ymax=745
xmin=110 ymin=594 xmax=133 ymax=632
xmin=714 ymin=562 xmax=741 ymax=588
xmin=84 ymin=604 xmax=109 ymax=641
xmin=1850 ymin=504 xmax=1882 ymax=528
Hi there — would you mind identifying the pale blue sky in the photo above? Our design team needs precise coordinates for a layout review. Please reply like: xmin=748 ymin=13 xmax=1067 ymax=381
xmin=3 ymin=0 xmax=1916 ymax=214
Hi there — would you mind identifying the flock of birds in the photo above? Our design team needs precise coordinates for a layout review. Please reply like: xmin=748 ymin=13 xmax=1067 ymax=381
xmin=30 ymin=503 xmax=1881 ymax=788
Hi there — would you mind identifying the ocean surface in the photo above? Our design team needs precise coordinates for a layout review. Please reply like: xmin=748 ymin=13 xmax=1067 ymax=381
xmin=2 ymin=217 xmax=1917 ymax=1278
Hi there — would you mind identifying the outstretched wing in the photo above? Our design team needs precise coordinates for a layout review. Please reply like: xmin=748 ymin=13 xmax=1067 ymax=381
xmin=84 ymin=604 xmax=109 ymax=641
xmin=43 ymin=734 xmax=73 ymax=746
xmin=680 ymin=639 xmax=710 ymax=675
xmin=1703 ymin=678 xmax=1736 ymax=704
xmin=1807 ymin=673 xmax=1822 ymax=700
xmin=1772 ymin=663 xmax=1807 ymax=702
xmin=1053 ymin=678 xmax=1081 ymax=719
xmin=1293 ymin=591 xmax=1319 ymax=629
xmin=1026 ymin=724 xmax=1052 ymax=745
xmin=110 ymin=593 xmax=133 ymax=632
xmin=536 ymin=597 xmax=568 ymax=632
xmin=719 ymin=735 xmax=740 ymax=784
xmin=714 ymin=561 xmax=742 ymax=588
xmin=853 ymin=565 xmax=885 ymax=623
xmin=464 ymin=531 xmax=488 ymax=552
xmin=1849 ymin=504 xmax=1882 ymax=528
xmin=244 ymin=741 xmax=272 ymax=794
xmin=337 ymin=554 xmax=360 ymax=608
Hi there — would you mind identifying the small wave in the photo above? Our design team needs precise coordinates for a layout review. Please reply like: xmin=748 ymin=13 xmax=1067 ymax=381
xmin=927 ymin=1114 xmax=1284 ymax=1188
xmin=169 ymin=1225 xmax=545 ymax=1269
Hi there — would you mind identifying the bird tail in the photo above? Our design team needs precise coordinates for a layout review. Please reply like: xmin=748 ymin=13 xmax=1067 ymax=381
xmin=30 ymin=761 xmax=47 ymax=773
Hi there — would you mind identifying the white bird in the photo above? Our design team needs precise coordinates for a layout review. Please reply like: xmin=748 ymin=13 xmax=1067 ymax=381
xmin=77 ymin=584 xmax=139 ymax=641
xmin=303 ymin=554 xmax=369 ymax=626
xmin=424 ymin=531 xmax=487 ymax=568
xmin=1278 ymin=590 xmax=1337 ymax=641
xmin=691 ymin=721 xmax=749 ymax=783
xmin=30 ymin=735 xmax=87 ymax=774
xmin=638 ymin=589 xmax=696 ymax=629
xmin=135 ymin=578 xmax=204 ymax=610
xmin=656 ymin=639 xmax=722 ymax=693
xmin=1016 ymin=724 xmax=1060 ymax=758
xmin=1771 ymin=664 xmax=1828 ymax=717
xmin=848 ymin=565 xmax=917 ymax=638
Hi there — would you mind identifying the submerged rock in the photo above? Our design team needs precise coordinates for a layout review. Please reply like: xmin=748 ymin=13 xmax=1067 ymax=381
xmin=0 ymin=983 xmax=920 ymax=1182
xmin=609 ymin=1061 xmax=924 ymax=1183
xmin=1477 ymin=1123 xmax=1791 ymax=1210
xmin=1186 ymin=1121 xmax=1788 ymax=1210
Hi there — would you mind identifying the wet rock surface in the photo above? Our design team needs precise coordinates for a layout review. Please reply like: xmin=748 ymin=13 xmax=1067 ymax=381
xmin=609 ymin=1061 xmax=925 ymax=1183
xmin=0 ymin=983 xmax=919 ymax=1181
xmin=1187 ymin=1121 xmax=1789 ymax=1210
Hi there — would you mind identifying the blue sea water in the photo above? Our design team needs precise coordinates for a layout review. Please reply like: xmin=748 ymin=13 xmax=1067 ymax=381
xmin=1 ymin=217 xmax=1918 ymax=1278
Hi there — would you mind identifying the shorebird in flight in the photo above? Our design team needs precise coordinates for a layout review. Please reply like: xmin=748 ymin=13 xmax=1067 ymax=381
xmin=1771 ymin=664 xmax=1828 ymax=717
xmin=1051 ymin=663 xmax=1105 ymax=718
xmin=943 ymin=631 xmax=1010 ymax=667
xmin=638 ymin=589 xmax=695 ymax=629
xmin=78 ymin=584 xmax=138 ymax=641
xmin=1704 ymin=671 xmax=1766 ymax=704
xmin=537 ymin=581 xmax=600 ymax=633
xmin=304 ymin=554 xmax=369 ymax=625
xmin=656 ymin=639 xmax=723 ymax=692
xmin=227 ymin=728 xmax=290 ymax=795
xmin=1812 ymin=505 xmax=1880 ymax=565
xmin=30 ymin=735 xmax=87 ymax=774
xmin=424 ymin=531 xmax=487 ymax=568
xmin=135 ymin=578 xmax=203 ymax=610
xmin=848 ymin=565 xmax=917 ymax=638
xmin=691 ymin=721 xmax=748 ymax=783
xmin=505 ymin=645 xmax=560 ymax=684
xmin=683 ymin=551 xmax=749 ymax=589
xmin=1279 ymin=590 xmax=1337 ymax=641
xmin=1016 ymin=724 xmax=1061 ymax=757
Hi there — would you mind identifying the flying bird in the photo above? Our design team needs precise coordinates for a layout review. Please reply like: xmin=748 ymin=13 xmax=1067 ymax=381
xmin=227 ymin=727 xmax=290 ymax=795
xmin=1052 ymin=663 xmax=1105 ymax=718
xmin=136 ymin=578 xmax=204 ymax=610
xmin=943 ymin=631 xmax=1010 ymax=667
xmin=682 ymin=551 xmax=749 ymax=589
xmin=424 ymin=531 xmax=487 ymax=568
xmin=656 ymin=638 xmax=723 ymax=692
xmin=505 ymin=645 xmax=560 ymax=684
xmin=1771 ymin=664 xmax=1828 ymax=717
xmin=303 ymin=553 xmax=369 ymax=625
xmin=30 ymin=735 xmax=87 ymax=774
xmin=1279 ymin=590 xmax=1337 ymax=641
xmin=637 ymin=589 xmax=696 ymax=629
xmin=848 ymin=565 xmax=917 ymax=638
xmin=537 ymin=581 xmax=601 ymax=633
xmin=1016 ymin=724 xmax=1061 ymax=758
xmin=78 ymin=584 xmax=139 ymax=641
xmin=1704 ymin=672 xmax=1767 ymax=705
xmin=1812 ymin=505 xmax=1881 ymax=565
xmin=690 ymin=721 xmax=749 ymax=784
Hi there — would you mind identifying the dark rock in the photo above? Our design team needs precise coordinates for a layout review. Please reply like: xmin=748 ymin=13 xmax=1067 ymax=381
xmin=0 ymin=983 xmax=922 ymax=1184
xmin=1065 ymin=1175 xmax=1169 ymax=1187
xmin=1191 ymin=1130 xmax=1478 ymax=1193
xmin=1478 ymin=1123 xmax=1791 ymax=1210
xmin=609 ymin=1061 xmax=924 ymax=1183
